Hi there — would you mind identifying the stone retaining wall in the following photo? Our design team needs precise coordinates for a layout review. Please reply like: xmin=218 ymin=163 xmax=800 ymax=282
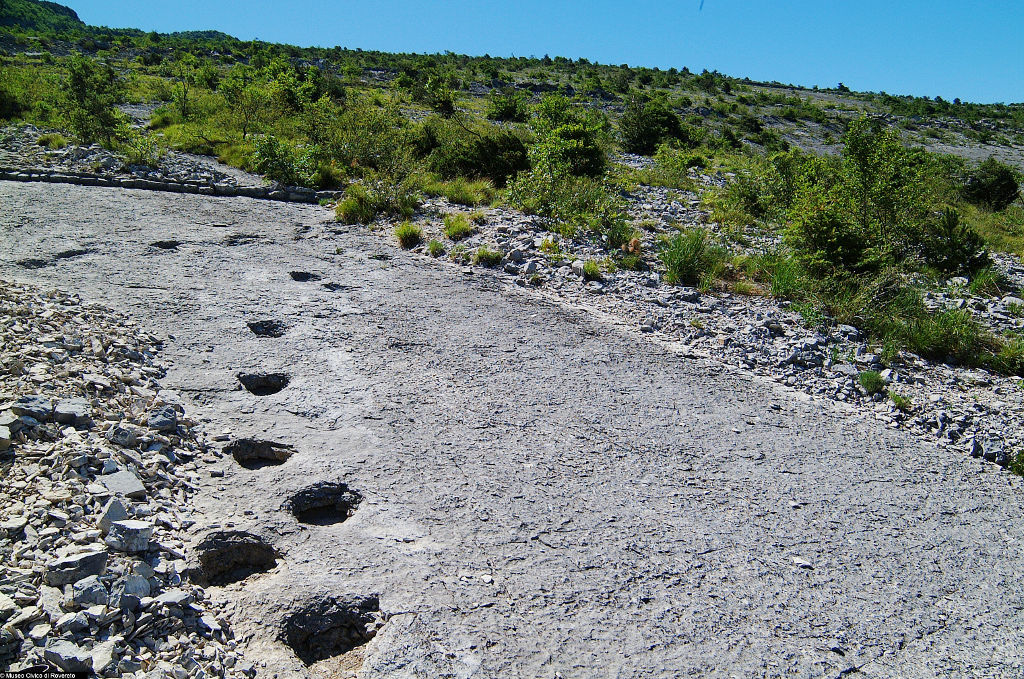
xmin=0 ymin=167 xmax=341 ymax=205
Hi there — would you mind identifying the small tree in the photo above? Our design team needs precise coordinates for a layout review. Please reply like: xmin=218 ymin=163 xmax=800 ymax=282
xmin=620 ymin=93 xmax=683 ymax=155
xmin=172 ymin=53 xmax=198 ymax=119
xmin=221 ymin=66 xmax=270 ymax=140
xmin=65 ymin=53 xmax=123 ymax=146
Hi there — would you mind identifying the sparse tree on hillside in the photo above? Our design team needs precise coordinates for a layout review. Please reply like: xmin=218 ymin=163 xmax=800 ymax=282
xmin=65 ymin=53 xmax=122 ymax=146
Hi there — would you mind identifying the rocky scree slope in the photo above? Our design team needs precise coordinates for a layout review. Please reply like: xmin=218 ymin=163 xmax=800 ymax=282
xmin=0 ymin=279 xmax=247 ymax=678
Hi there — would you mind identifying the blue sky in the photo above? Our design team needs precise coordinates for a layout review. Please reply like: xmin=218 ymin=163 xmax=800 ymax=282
xmin=66 ymin=1 xmax=1023 ymax=104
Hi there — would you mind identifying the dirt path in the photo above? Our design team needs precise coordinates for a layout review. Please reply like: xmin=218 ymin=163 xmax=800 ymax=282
xmin=2 ymin=180 xmax=1022 ymax=678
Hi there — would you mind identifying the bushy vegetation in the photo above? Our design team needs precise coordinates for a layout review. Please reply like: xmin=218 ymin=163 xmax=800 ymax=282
xmin=473 ymin=245 xmax=503 ymax=266
xmin=659 ymin=227 xmax=728 ymax=290
xmin=443 ymin=213 xmax=475 ymax=240
xmin=395 ymin=221 xmax=423 ymax=248
xmin=962 ymin=158 xmax=1021 ymax=211
xmin=619 ymin=93 xmax=684 ymax=155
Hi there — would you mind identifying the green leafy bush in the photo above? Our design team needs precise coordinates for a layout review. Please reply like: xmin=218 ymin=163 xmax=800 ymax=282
xmin=987 ymin=334 xmax=1024 ymax=376
xmin=65 ymin=53 xmax=124 ymax=146
xmin=473 ymin=245 xmax=502 ymax=266
xmin=249 ymin=135 xmax=301 ymax=186
xmin=619 ymin=94 xmax=683 ymax=155
xmin=422 ymin=176 xmax=495 ymax=205
xmin=507 ymin=170 xmax=622 ymax=235
xmin=858 ymin=371 xmax=886 ymax=395
xmin=413 ymin=115 xmax=528 ymax=186
xmin=120 ymin=128 xmax=163 ymax=168
xmin=336 ymin=183 xmax=377 ymax=224
xmin=36 ymin=132 xmax=67 ymax=149
xmin=486 ymin=89 xmax=528 ymax=122
xmin=395 ymin=221 xmax=423 ymax=248
xmin=335 ymin=177 xmax=420 ymax=224
xmin=920 ymin=208 xmax=988 ymax=274
xmin=529 ymin=94 xmax=608 ymax=178
xmin=889 ymin=391 xmax=913 ymax=412
xmin=443 ymin=213 xmax=475 ymax=240
xmin=962 ymin=157 xmax=1020 ymax=211
xmin=659 ymin=227 xmax=727 ymax=289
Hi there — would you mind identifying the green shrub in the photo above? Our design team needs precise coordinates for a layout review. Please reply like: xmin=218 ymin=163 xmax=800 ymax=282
xmin=36 ymin=132 xmax=67 ymax=149
xmin=582 ymin=260 xmax=602 ymax=281
xmin=486 ymin=89 xmax=528 ymax=122
xmin=962 ymin=157 xmax=1020 ymax=211
xmin=427 ymin=239 xmax=444 ymax=257
xmin=148 ymin=107 xmax=174 ymax=130
xmin=785 ymin=118 xmax=931 ymax=274
xmin=413 ymin=116 xmax=528 ymax=186
xmin=395 ymin=221 xmax=423 ymax=248
xmin=920 ymin=208 xmax=988 ymax=274
xmin=249 ymin=135 xmax=301 ymax=186
xmin=336 ymin=177 xmax=420 ymax=224
xmin=741 ymin=251 xmax=806 ymax=299
xmin=889 ymin=390 xmax=913 ymax=412
xmin=423 ymin=176 xmax=494 ymax=205
xmin=473 ymin=245 xmax=502 ymax=266
xmin=858 ymin=370 xmax=886 ymax=395
xmin=968 ymin=267 xmax=1008 ymax=296
xmin=639 ymin=144 xmax=702 ymax=190
xmin=443 ymin=213 xmax=475 ymax=240
xmin=336 ymin=184 xmax=377 ymax=224
xmin=507 ymin=170 xmax=622 ymax=235
xmin=659 ymin=227 xmax=727 ymax=289
xmin=120 ymin=128 xmax=162 ymax=167
xmin=616 ymin=252 xmax=647 ymax=271
xmin=987 ymin=334 xmax=1024 ymax=376
xmin=65 ymin=53 xmax=124 ymax=146
xmin=785 ymin=164 xmax=865 ymax=274
xmin=597 ymin=221 xmax=634 ymax=254
xmin=619 ymin=93 xmax=683 ymax=155
xmin=529 ymin=94 xmax=608 ymax=178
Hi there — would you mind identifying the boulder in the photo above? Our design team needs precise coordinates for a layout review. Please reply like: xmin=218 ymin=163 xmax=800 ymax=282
xmin=11 ymin=394 xmax=52 ymax=420
xmin=54 ymin=397 xmax=93 ymax=428
xmin=98 ymin=497 xmax=130 ymax=533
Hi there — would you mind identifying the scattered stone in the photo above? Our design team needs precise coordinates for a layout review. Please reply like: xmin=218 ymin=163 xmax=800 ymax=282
xmin=105 ymin=520 xmax=154 ymax=553
xmin=53 ymin=397 xmax=92 ymax=428
xmin=100 ymin=470 xmax=147 ymax=499
xmin=0 ymin=279 xmax=237 ymax=678
xmin=104 ymin=423 xmax=138 ymax=448
xmin=110 ymin=574 xmax=150 ymax=611
xmin=0 ymin=592 xmax=18 ymax=622
xmin=45 ymin=550 xmax=109 ymax=586
xmin=43 ymin=640 xmax=93 ymax=672
xmin=98 ymin=497 xmax=130 ymax=533
xmin=147 ymin=405 xmax=178 ymax=433
xmin=11 ymin=394 xmax=52 ymax=420
xmin=69 ymin=575 xmax=108 ymax=608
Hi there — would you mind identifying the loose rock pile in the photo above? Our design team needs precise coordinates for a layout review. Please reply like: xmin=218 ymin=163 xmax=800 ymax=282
xmin=0 ymin=280 xmax=248 ymax=678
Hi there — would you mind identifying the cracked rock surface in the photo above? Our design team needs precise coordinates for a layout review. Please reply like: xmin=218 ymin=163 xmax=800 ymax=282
xmin=1 ymin=180 xmax=1023 ymax=678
